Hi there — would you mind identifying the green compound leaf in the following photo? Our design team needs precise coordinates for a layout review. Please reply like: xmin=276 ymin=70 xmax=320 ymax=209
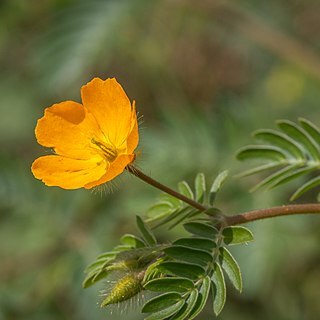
xmin=178 ymin=181 xmax=194 ymax=200
xmin=160 ymin=194 xmax=182 ymax=209
xmin=146 ymin=191 xmax=184 ymax=225
xmin=156 ymin=262 xmax=206 ymax=280
xmin=95 ymin=251 xmax=118 ymax=259
xmin=253 ymin=129 xmax=305 ymax=159
xmin=164 ymin=246 xmax=213 ymax=267
xmin=153 ymin=207 xmax=190 ymax=229
xmin=183 ymin=222 xmax=218 ymax=239
xmin=195 ymin=173 xmax=206 ymax=203
xmin=136 ymin=215 xmax=157 ymax=246
xmin=222 ymin=226 xmax=254 ymax=245
xmin=236 ymin=119 xmax=320 ymax=201
xmin=113 ymin=244 xmax=133 ymax=252
xmin=83 ymin=252 xmax=117 ymax=288
xmin=84 ymin=252 xmax=116 ymax=274
xmin=147 ymin=173 xmax=228 ymax=230
xmin=211 ymin=263 xmax=226 ymax=316
xmin=83 ymin=246 xmax=162 ymax=289
xmin=142 ymin=292 xmax=183 ymax=313
xmin=145 ymin=277 xmax=195 ymax=293
xmin=209 ymin=170 xmax=229 ymax=204
xmin=112 ymin=247 xmax=159 ymax=262
xmin=146 ymin=202 xmax=176 ymax=222
xmin=277 ymin=120 xmax=320 ymax=161
xmin=144 ymin=300 xmax=185 ymax=320
xmin=204 ymin=207 xmax=223 ymax=218
xmin=168 ymin=208 xmax=199 ymax=230
xmin=290 ymin=176 xmax=320 ymax=201
xmin=120 ymin=234 xmax=146 ymax=248
xmin=235 ymin=162 xmax=283 ymax=178
xmin=188 ymin=276 xmax=211 ymax=320
xmin=96 ymin=248 xmax=155 ymax=277
xmin=237 ymin=145 xmax=288 ymax=161
xmin=170 ymin=289 xmax=199 ymax=320
xmin=249 ymin=163 xmax=299 ymax=192
xmin=83 ymin=269 xmax=109 ymax=289
xmin=173 ymin=237 xmax=216 ymax=252
xmin=269 ymin=166 xmax=316 ymax=189
xmin=299 ymin=118 xmax=320 ymax=145
xmin=144 ymin=258 xmax=166 ymax=283
xmin=219 ymin=247 xmax=242 ymax=292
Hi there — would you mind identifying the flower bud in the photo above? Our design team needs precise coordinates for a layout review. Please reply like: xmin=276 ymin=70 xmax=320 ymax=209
xmin=101 ymin=270 xmax=145 ymax=307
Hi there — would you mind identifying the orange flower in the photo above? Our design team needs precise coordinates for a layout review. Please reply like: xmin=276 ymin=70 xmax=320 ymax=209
xmin=31 ymin=78 xmax=139 ymax=189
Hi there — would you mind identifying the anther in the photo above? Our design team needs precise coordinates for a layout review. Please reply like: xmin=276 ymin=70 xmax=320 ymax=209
xmin=92 ymin=138 xmax=118 ymax=161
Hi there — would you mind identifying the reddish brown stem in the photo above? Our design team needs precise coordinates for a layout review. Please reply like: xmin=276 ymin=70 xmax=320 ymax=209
xmin=127 ymin=166 xmax=207 ymax=211
xmin=225 ymin=203 xmax=320 ymax=226
xmin=127 ymin=166 xmax=320 ymax=225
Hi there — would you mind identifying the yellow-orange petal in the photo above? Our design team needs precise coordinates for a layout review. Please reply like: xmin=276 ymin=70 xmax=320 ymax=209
xmin=84 ymin=154 xmax=134 ymax=189
xmin=31 ymin=155 xmax=107 ymax=189
xmin=81 ymin=78 xmax=133 ymax=148
xmin=126 ymin=102 xmax=139 ymax=154
xmin=35 ymin=101 xmax=104 ymax=160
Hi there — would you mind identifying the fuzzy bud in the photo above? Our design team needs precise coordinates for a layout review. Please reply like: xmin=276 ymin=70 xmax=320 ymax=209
xmin=100 ymin=270 xmax=145 ymax=307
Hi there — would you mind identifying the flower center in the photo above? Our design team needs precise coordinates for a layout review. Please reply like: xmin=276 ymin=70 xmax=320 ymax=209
xmin=91 ymin=138 xmax=118 ymax=162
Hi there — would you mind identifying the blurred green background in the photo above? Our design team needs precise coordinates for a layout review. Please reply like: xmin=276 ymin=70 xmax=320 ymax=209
xmin=1 ymin=0 xmax=320 ymax=319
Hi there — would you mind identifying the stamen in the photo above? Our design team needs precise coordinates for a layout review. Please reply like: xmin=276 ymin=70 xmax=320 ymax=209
xmin=92 ymin=138 xmax=118 ymax=161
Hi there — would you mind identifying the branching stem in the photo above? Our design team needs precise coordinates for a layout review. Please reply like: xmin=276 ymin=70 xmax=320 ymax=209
xmin=127 ymin=166 xmax=320 ymax=226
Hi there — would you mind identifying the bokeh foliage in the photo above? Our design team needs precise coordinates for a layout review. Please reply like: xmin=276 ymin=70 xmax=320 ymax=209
xmin=1 ymin=0 xmax=320 ymax=319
